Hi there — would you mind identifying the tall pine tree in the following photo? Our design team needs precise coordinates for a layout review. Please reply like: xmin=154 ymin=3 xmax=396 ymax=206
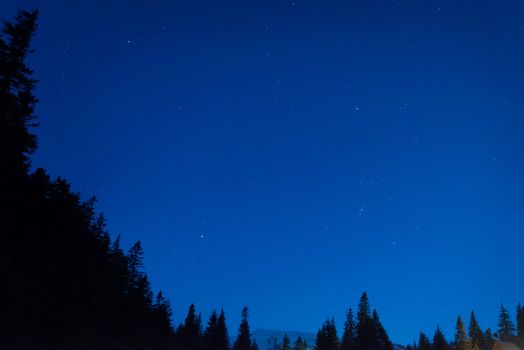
xmin=178 ymin=304 xmax=203 ymax=350
xmin=314 ymin=318 xmax=339 ymax=350
xmin=497 ymin=304 xmax=515 ymax=342
xmin=468 ymin=311 xmax=484 ymax=350
xmin=355 ymin=292 xmax=381 ymax=350
xmin=454 ymin=316 xmax=467 ymax=350
xmin=418 ymin=332 xmax=432 ymax=350
xmin=433 ymin=326 xmax=449 ymax=350
xmin=516 ymin=304 xmax=524 ymax=348
xmin=341 ymin=308 xmax=356 ymax=350
xmin=151 ymin=291 xmax=173 ymax=336
xmin=203 ymin=309 xmax=230 ymax=350
xmin=204 ymin=309 xmax=219 ymax=350
xmin=233 ymin=307 xmax=252 ymax=350
xmin=218 ymin=309 xmax=231 ymax=350
xmin=0 ymin=9 xmax=38 ymax=181
xmin=372 ymin=309 xmax=393 ymax=350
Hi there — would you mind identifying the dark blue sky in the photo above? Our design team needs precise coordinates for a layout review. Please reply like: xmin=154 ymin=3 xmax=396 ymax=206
xmin=4 ymin=0 xmax=524 ymax=344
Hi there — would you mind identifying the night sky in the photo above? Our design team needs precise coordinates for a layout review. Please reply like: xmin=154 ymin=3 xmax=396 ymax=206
xmin=3 ymin=0 xmax=524 ymax=344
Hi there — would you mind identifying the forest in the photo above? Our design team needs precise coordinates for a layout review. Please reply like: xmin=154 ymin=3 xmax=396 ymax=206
xmin=1 ymin=9 xmax=523 ymax=350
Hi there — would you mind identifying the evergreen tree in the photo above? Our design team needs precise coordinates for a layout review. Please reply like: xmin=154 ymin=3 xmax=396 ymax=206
xmin=197 ymin=314 xmax=204 ymax=338
xmin=203 ymin=309 xmax=229 ymax=350
xmin=294 ymin=336 xmax=307 ymax=350
xmin=0 ymin=11 xmax=40 ymax=341
xmin=314 ymin=318 xmax=339 ymax=350
xmin=516 ymin=304 xmax=524 ymax=348
xmin=418 ymin=332 xmax=432 ymax=350
xmin=357 ymin=292 xmax=371 ymax=324
xmin=138 ymin=274 xmax=153 ymax=308
xmin=0 ymin=9 xmax=38 ymax=180
xmin=204 ymin=309 xmax=219 ymax=350
xmin=433 ymin=326 xmax=449 ymax=350
xmin=497 ymin=304 xmax=515 ymax=341
xmin=454 ymin=316 xmax=467 ymax=350
xmin=518 ymin=305 xmax=524 ymax=334
xmin=126 ymin=241 xmax=154 ymax=322
xmin=127 ymin=241 xmax=145 ymax=288
xmin=234 ymin=307 xmax=252 ymax=350
xmin=179 ymin=304 xmax=203 ymax=350
xmin=341 ymin=308 xmax=357 ymax=350
xmin=283 ymin=334 xmax=292 ymax=350
xmin=355 ymin=292 xmax=379 ymax=350
xmin=151 ymin=291 xmax=173 ymax=336
xmin=372 ymin=309 xmax=393 ymax=350
xmin=218 ymin=309 xmax=231 ymax=350
xmin=468 ymin=311 xmax=484 ymax=350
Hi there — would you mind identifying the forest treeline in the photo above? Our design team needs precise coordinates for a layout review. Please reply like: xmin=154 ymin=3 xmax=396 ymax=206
xmin=405 ymin=304 xmax=524 ymax=350
xmin=1 ymin=9 xmax=524 ymax=350
xmin=0 ymin=10 xmax=175 ymax=348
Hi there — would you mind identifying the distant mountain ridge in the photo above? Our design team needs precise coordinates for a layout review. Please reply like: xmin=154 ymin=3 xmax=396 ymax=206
xmin=229 ymin=329 xmax=406 ymax=350
xmin=251 ymin=328 xmax=316 ymax=348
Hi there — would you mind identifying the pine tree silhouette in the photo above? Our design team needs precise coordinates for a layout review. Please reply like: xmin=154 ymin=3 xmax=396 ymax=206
xmin=218 ymin=309 xmax=231 ymax=350
xmin=433 ymin=326 xmax=449 ymax=350
xmin=516 ymin=304 xmax=524 ymax=348
xmin=372 ymin=309 xmax=393 ymax=350
xmin=469 ymin=311 xmax=484 ymax=350
xmin=0 ymin=9 xmax=38 ymax=181
xmin=314 ymin=318 xmax=339 ymax=350
xmin=204 ymin=309 xmax=230 ymax=350
xmin=178 ymin=304 xmax=203 ymax=350
xmin=497 ymin=305 xmax=515 ymax=342
xmin=152 ymin=291 xmax=173 ymax=336
xmin=341 ymin=308 xmax=356 ymax=350
xmin=355 ymin=292 xmax=382 ymax=350
xmin=234 ymin=307 xmax=253 ymax=350
xmin=204 ymin=309 xmax=219 ymax=350
xmin=454 ymin=316 xmax=467 ymax=350
xmin=418 ymin=332 xmax=432 ymax=350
